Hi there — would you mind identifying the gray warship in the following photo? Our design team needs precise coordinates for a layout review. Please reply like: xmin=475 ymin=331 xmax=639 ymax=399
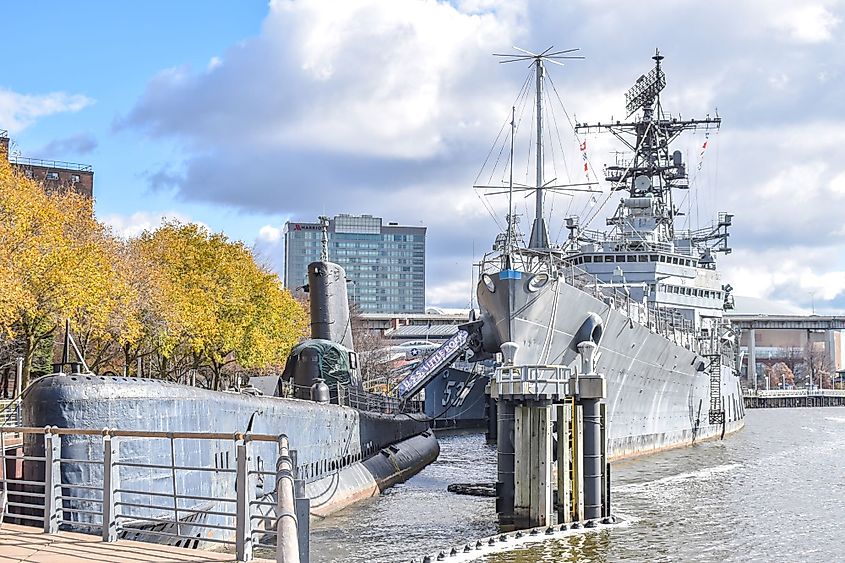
xmin=17 ymin=220 xmax=439 ymax=542
xmin=467 ymin=49 xmax=745 ymax=460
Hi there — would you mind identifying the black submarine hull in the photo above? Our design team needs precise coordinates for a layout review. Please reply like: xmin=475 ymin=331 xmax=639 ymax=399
xmin=21 ymin=374 xmax=438 ymax=541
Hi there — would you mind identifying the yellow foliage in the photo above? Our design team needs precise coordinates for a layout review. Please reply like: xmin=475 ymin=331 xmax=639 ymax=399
xmin=1 ymin=158 xmax=307 ymax=387
xmin=136 ymin=222 xmax=307 ymax=385
xmin=0 ymin=159 xmax=134 ymax=384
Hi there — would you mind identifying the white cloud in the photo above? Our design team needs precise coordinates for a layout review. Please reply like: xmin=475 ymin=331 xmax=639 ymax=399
xmin=100 ymin=211 xmax=199 ymax=239
xmin=0 ymin=88 xmax=93 ymax=133
xmin=257 ymin=224 xmax=282 ymax=243
xmin=426 ymin=278 xmax=473 ymax=308
xmin=118 ymin=0 xmax=845 ymax=312
xmin=771 ymin=4 xmax=841 ymax=43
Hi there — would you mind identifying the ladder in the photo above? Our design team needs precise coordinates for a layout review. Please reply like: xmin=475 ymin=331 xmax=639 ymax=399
xmin=707 ymin=354 xmax=724 ymax=424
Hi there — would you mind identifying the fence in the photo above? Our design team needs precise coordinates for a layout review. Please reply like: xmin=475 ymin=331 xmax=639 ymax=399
xmin=0 ymin=426 xmax=305 ymax=562
xmin=744 ymin=388 xmax=845 ymax=398
xmin=0 ymin=359 xmax=23 ymax=429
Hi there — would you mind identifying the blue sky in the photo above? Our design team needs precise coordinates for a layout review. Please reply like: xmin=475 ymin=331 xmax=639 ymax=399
xmin=2 ymin=1 xmax=274 ymax=241
xmin=2 ymin=0 xmax=844 ymax=313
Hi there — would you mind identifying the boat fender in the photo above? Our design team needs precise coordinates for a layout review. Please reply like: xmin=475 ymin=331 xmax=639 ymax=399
xmin=572 ymin=313 xmax=604 ymax=351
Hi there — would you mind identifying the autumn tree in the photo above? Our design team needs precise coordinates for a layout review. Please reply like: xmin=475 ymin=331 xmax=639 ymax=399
xmin=135 ymin=222 xmax=307 ymax=389
xmin=0 ymin=160 xmax=131 ymax=386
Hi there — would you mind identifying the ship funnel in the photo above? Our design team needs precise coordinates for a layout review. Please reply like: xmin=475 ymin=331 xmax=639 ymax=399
xmin=501 ymin=341 xmax=519 ymax=365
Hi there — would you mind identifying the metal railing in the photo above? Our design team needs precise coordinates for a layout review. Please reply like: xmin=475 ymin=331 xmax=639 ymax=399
xmin=494 ymin=364 xmax=572 ymax=400
xmin=744 ymin=389 xmax=845 ymax=398
xmin=8 ymin=154 xmax=93 ymax=172
xmin=0 ymin=426 xmax=305 ymax=562
xmin=0 ymin=359 xmax=24 ymax=429
xmin=335 ymin=382 xmax=421 ymax=414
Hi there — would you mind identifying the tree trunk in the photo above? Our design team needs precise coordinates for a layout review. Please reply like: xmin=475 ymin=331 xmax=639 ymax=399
xmin=21 ymin=334 xmax=35 ymax=390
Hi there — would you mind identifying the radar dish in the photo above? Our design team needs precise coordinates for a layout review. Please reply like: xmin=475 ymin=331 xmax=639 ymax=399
xmin=634 ymin=175 xmax=652 ymax=191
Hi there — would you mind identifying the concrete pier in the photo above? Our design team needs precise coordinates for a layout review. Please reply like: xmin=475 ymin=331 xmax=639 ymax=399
xmin=491 ymin=339 xmax=610 ymax=529
xmin=744 ymin=389 xmax=845 ymax=408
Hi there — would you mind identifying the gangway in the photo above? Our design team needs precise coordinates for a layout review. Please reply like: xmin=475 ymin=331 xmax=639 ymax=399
xmin=396 ymin=323 xmax=477 ymax=402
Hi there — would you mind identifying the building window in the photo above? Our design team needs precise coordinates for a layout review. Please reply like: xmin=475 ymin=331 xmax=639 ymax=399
xmin=46 ymin=172 xmax=59 ymax=180
xmin=71 ymin=174 xmax=80 ymax=183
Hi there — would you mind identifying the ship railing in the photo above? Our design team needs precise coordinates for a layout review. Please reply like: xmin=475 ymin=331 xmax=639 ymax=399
xmin=493 ymin=364 xmax=572 ymax=401
xmin=0 ymin=426 xmax=307 ymax=562
xmin=562 ymin=262 xmax=701 ymax=351
xmin=335 ymin=382 xmax=422 ymax=415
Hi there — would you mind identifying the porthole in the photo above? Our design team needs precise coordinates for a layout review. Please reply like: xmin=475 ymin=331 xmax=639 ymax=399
xmin=527 ymin=273 xmax=549 ymax=292
xmin=482 ymin=274 xmax=495 ymax=293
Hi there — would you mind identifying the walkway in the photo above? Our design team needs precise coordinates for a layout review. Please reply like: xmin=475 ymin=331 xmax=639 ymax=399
xmin=0 ymin=523 xmax=273 ymax=563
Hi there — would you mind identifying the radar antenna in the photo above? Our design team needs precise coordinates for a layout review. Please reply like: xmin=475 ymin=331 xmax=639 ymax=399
xmin=319 ymin=215 xmax=330 ymax=262
xmin=492 ymin=46 xmax=584 ymax=250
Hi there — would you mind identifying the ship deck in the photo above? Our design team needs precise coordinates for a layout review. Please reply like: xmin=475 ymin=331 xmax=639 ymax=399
xmin=0 ymin=523 xmax=273 ymax=563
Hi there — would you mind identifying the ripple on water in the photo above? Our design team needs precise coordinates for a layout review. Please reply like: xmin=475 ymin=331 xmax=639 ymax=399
xmin=311 ymin=409 xmax=845 ymax=563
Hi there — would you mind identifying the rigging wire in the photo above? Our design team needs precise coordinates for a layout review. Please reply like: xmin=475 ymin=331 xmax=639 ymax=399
xmin=546 ymin=74 xmax=607 ymax=228
xmin=472 ymin=71 xmax=534 ymax=232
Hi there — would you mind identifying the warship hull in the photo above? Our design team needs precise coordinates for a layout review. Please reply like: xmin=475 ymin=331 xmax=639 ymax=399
xmin=478 ymin=272 xmax=744 ymax=460
xmin=423 ymin=368 xmax=489 ymax=430
xmin=19 ymin=375 xmax=438 ymax=541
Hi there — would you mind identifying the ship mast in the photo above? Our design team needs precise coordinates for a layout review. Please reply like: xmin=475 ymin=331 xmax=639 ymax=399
xmin=319 ymin=215 xmax=329 ymax=262
xmin=493 ymin=46 xmax=584 ymax=251
xmin=575 ymin=49 xmax=722 ymax=246
xmin=531 ymin=57 xmax=547 ymax=249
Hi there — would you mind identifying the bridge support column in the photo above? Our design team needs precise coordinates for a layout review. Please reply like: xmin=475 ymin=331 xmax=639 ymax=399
xmin=748 ymin=329 xmax=757 ymax=390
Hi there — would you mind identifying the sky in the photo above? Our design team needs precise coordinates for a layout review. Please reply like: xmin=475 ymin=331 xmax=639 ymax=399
xmin=2 ymin=0 xmax=844 ymax=314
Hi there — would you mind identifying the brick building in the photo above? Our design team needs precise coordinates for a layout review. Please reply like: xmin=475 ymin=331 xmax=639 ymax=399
xmin=1 ymin=130 xmax=94 ymax=198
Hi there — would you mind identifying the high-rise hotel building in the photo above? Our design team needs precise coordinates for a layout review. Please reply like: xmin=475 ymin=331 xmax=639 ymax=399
xmin=284 ymin=214 xmax=425 ymax=314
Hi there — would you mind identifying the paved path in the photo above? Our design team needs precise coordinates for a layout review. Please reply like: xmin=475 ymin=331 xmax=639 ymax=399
xmin=0 ymin=523 xmax=274 ymax=562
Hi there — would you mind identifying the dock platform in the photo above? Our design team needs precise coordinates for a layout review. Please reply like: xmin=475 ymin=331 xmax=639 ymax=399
xmin=0 ymin=523 xmax=273 ymax=563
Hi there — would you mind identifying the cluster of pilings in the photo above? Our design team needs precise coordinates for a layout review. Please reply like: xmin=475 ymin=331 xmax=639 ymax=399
xmin=491 ymin=339 xmax=613 ymax=530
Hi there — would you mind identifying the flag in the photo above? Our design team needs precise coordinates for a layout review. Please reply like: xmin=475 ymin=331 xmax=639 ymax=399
xmin=580 ymin=139 xmax=589 ymax=176
xmin=697 ymin=132 xmax=710 ymax=172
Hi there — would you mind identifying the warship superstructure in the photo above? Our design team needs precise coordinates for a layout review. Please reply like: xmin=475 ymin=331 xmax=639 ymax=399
xmin=468 ymin=49 xmax=745 ymax=459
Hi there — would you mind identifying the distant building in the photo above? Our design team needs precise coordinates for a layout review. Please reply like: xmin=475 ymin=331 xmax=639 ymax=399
xmin=1 ymin=130 xmax=94 ymax=198
xmin=284 ymin=214 xmax=425 ymax=314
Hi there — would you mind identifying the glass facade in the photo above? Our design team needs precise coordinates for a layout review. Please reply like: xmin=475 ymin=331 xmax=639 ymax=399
xmin=284 ymin=214 xmax=426 ymax=313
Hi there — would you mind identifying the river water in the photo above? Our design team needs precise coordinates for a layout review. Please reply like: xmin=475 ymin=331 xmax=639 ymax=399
xmin=310 ymin=408 xmax=845 ymax=562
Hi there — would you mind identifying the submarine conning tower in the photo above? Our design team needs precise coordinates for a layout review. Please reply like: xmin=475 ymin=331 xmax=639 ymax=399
xmin=307 ymin=215 xmax=355 ymax=351
xmin=308 ymin=260 xmax=354 ymax=351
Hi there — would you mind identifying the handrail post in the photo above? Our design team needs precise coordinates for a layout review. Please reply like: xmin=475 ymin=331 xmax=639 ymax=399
xmin=276 ymin=434 xmax=300 ymax=563
xmin=1 ymin=430 xmax=7 ymax=522
xmin=236 ymin=437 xmax=254 ymax=561
xmin=291 ymin=450 xmax=310 ymax=563
xmin=15 ymin=358 xmax=23 ymax=399
xmin=102 ymin=432 xmax=120 ymax=542
xmin=43 ymin=428 xmax=62 ymax=533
